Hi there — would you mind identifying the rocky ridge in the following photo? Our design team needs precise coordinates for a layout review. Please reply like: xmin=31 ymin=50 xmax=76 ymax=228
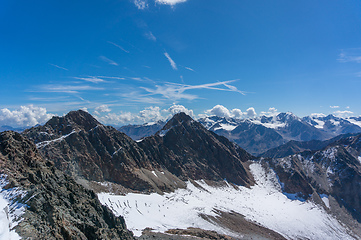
xmin=23 ymin=110 xmax=254 ymax=192
xmin=0 ymin=131 xmax=134 ymax=239
xmin=259 ymin=132 xmax=361 ymax=234
xmin=138 ymin=112 xmax=254 ymax=186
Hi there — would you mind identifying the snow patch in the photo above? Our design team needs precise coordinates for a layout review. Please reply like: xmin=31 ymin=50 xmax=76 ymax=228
xmin=89 ymin=125 xmax=99 ymax=131
xmin=358 ymin=156 xmax=361 ymax=164
xmin=98 ymin=163 xmax=353 ymax=239
xmin=0 ymin=175 xmax=26 ymax=240
xmin=330 ymin=119 xmax=340 ymax=126
xmin=214 ymin=123 xmax=237 ymax=131
xmin=322 ymin=147 xmax=337 ymax=162
xmin=346 ymin=118 xmax=361 ymax=128
xmin=319 ymin=194 xmax=330 ymax=208
xmin=251 ymin=119 xmax=286 ymax=129
xmin=36 ymin=130 xmax=77 ymax=148
xmin=112 ymin=147 xmax=122 ymax=156
xmin=158 ymin=128 xmax=171 ymax=137
xmin=313 ymin=119 xmax=325 ymax=129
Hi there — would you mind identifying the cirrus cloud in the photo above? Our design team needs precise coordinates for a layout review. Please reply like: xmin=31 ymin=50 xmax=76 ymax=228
xmin=164 ymin=52 xmax=177 ymax=70
xmin=156 ymin=0 xmax=187 ymax=5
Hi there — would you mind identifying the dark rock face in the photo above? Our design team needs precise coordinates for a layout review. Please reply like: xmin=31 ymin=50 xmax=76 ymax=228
xmin=261 ymin=133 xmax=361 ymax=221
xmin=0 ymin=131 xmax=135 ymax=240
xmin=22 ymin=110 xmax=183 ymax=192
xmin=138 ymin=113 xmax=254 ymax=186
xmin=23 ymin=111 xmax=254 ymax=190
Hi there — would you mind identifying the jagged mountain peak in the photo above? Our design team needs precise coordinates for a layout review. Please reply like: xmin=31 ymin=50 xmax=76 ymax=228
xmin=157 ymin=112 xmax=199 ymax=137
xmin=164 ymin=112 xmax=194 ymax=127
xmin=275 ymin=112 xmax=299 ymax=122
xmin=138 ymin=112 xmax=254 ymax=186
xmin=53 ymin=109 xmax=101 ymax=131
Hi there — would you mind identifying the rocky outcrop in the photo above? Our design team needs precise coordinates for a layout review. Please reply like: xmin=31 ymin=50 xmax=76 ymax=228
xmin=260 ymin=133 xmax=361 ymax=222
xmin=23 ymin=111 xmax=254 ymax=191
xmin=138 ymin=112 xmax=255 ymax=186
xmin=0 ymin=131 xmax=135 ymax=240
xmin=22 ymin=110 xmax=184 ymax=193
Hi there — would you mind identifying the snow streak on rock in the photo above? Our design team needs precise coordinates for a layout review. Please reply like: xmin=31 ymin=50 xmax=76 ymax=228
xmin=0 ymin=174 xmax=26 ymax=240
xmin=98 ymin=163 xmax=354 ymax=239
xmin=36 ymin=130 xmax=77 ymax=148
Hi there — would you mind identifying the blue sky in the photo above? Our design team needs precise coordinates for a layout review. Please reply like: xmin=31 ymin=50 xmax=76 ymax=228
xmin=1 ymin=0 xmax=361 ymax=127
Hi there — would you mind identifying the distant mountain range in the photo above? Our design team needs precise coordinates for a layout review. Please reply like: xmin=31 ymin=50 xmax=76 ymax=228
xmin=118 ymin=121 xmax=166 ymax=141
xmin=0 ymin=125 xmax=26 ymax=132
xmin=119 ymin=112 xmax=361 ymax=156
xmin=1 ymin=110 xmax=361 ymax=239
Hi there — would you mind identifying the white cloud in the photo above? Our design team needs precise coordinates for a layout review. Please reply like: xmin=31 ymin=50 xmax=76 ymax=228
xmin=141 ymin=80 xmax=245 ymax=101
xmin=206 ymin=105 xmax=231 ymax=118
xmin=96 ymin=105 xmax=194 ymax=126
xmin=167 ymin=104 xmax=194 ymax=117
xmin=184 ymin=66 xmax=195 ymax=72
xmin=330 ymin=106 xmax=340 ymax=109
xmin=134 ymin=0 xmax=148 ymax=9
xmin=245 ymin=107 xmax=257 ymax=118
xmin=96 ymin=76 xmax=125 ymax=80
xmin=155 ymin=0 xmax=187 ymax=5
xmin=49 ymin=63 xmax=68 ymax=71
xmin=337 ymin=49 xmax=361 ymax=63
xmin=0 ymin=105 xmax=54 ymax=127
xmin=80 ymin=107 xmax=88 ymax=112
xmin=141 ymin=84 xmax=197 ymax=101
xmin=94 ymin=105 xmax=111 ymax=115
xmin=96 ymin=112 xmax=135 ymax=126
xmin=139 ymin=106 xmax=163 ymax=122
xmin=97 ymin=106 xmax=163 ymax=126
xmin=333 ymin=110 xmax=354 ymax=118
xmin=99 ymin=56 xmax=118 ymax=66
xmin=36 ymin=85 xmax=104 ymax=94
xmin=164 ymin=52 xmax=177 ymax=70
xmin=309 ymin=113 xmax=326 ymax=118
xmin=145 ymin=31 xmax=157 ymax=41
xmin=107 ymin=41 xmax=129 ymax=53
xmin=205 ymin=105 xmax=247 ymax=119
xmin=73 ymin=76 xmax=106 ymax=83
xmin=231 ymin=109 xmax=243 ymax=119
xmin=260 ymin=107 xmax=278 ymax=117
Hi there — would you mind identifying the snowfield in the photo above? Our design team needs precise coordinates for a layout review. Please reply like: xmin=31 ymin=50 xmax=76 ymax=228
xmin=98 ymin=163 xmax=355 ymax=239
xmin=0 ymin=175 xmax=26 ymax=240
